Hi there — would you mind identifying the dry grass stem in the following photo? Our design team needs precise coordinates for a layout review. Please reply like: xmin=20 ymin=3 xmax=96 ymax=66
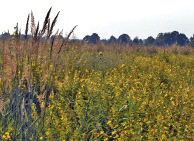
xmin=59 ymin=29 xmax=63 ymax=36
xmin=24 ymin=14 xmax=30 ymax=41
xmin=58 ymin=25 xmax=78 ymax=55
xmin=48 ymin=11 xmax=60 ymax=38
xmin=46 ymin=18 xmax=50 ymax=40
xmin=41 ymin=7 xmax=52 ymax=37
xmin=34 ymin=21 xmax=39 ymax=41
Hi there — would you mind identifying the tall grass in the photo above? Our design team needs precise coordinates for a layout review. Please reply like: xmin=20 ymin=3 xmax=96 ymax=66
xmin=0 ymin=8 xmax=194 ymax=141
xmin=0 ymin=7 xmax=77 ymax=140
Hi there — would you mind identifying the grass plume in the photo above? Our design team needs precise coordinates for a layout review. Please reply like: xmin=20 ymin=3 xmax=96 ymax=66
xmin=24 ymin=14 xmax=30 ymax=41
xmin=48 ymin=11 xmax=60 ymax=39
xmin=41 ymin=7 xmax=52 ymax=37
xmin=57 ymin=25 xmax=78 ymax=55
xmin=31 ymin=10 xmax=36 ymax=37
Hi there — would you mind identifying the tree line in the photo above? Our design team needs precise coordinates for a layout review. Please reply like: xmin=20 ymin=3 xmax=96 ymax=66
xmin=83 ymin=31 xmax=191 ymax=47
xmin=1 ymin=31 xmax=194 ymax=47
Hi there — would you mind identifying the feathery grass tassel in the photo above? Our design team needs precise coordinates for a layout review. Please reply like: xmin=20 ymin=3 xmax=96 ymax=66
xmin=24 ymin=14 xmax=30 ymax=41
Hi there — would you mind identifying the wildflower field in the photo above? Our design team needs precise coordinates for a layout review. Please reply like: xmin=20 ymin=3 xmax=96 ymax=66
xmin=0 ymin=8 xmax=194 ymax=141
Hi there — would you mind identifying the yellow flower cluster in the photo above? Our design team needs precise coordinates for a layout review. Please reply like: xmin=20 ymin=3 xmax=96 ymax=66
xmin=1 ymin=37 xmax=194 ymax=141
xmin=2 ymin=132 xmax=11 ymax=140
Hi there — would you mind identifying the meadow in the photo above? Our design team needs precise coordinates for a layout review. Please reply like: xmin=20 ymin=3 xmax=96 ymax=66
xmin=0 ymin=8 xmax=194 ymax=141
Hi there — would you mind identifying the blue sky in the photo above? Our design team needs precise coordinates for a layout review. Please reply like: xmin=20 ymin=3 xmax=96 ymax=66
xmin=1 ymin=0 xmax=194 ymax=40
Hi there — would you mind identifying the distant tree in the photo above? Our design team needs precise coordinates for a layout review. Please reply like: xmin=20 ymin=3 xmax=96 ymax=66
xmin=144 ymin=36 xmax=155 ymax=46
xmin=139 ymin=39 xmax=143 ymax=45
xmin=1 ymin=32 xmax=10 ymax=40
xmin=132 ymin=36 xmax=143 ymax=45
xmin=101 ymin=39 xmax=108 ymax=45
xmin=154 ymin=33 xmax=165 ymax=46
xmin=90 ymin=33 xmax=100 ymax=44
xmin=117 ymin=34 xmax=132 ymax=45
xmin=189 ymin=35 xmax=194 ymax=47
xmin=50 ymin=34 xmax=63 ymax=41
xmin=133 ymin=37 xmax=139 ymax=45
xmin=108 ymin=35 xmax=117 ymax=44
xmin=83 ymin=33 xmax=100 ymax=44
xmin=177 ymin=33 xmax=189 ymax=46
xmin=154 ymin=31 xmax=189 ymax=46
xmin=19 ymin=34 xmax=33 ymax=41
xmin=83 ymin=35 xmax=91 ymax=43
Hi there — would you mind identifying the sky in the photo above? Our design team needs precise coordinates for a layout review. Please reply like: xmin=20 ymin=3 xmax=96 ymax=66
xmin=1 ymin=0 xmax=194 ymax=40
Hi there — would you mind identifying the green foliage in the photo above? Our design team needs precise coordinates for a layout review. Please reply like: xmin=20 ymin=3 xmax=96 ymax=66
xmin=1 ymin=40 xmax=194 ymax=140
xmin=0 ymin=8 xmax=194 ymax=141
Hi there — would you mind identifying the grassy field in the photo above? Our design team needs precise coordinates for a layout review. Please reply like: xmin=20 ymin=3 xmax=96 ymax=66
xmin=0 ymin=8 xmax=194 ymax=141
